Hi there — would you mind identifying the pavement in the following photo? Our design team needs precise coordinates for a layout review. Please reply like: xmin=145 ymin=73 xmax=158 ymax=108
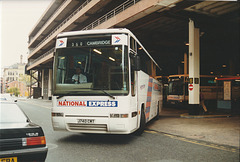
xmin=148 ymin=107 xmax=240 ymax=148
xmin=18 ymin=98 xmax=240 ymax=148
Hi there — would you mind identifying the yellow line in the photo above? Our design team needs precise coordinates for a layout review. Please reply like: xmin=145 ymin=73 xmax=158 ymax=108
xmin=144 ymin=130 xmax=158 ymax=134
xmin=145 ymin=130 xmax=239 ymax=153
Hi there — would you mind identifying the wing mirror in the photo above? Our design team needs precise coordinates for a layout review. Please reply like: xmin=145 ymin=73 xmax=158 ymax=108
xmin=131 ymin=54 xmax=141 ymax=71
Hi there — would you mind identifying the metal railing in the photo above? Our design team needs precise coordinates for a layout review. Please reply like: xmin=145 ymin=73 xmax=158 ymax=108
xmin=29 ymin=0 xmax=68 ymax=44
xmin=82 ymin=0 xmax=141 ymax=30
xmin=29 ymin=48 xmax=55 ymax=66
xmin=29 ymin=0 xmax=141 ymax=63
xmin=30 ymin=0 xmax=92 ymax=55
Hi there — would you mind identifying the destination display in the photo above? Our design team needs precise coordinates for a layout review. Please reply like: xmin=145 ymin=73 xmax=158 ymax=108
xmin=68 ymin=39 xmax=111 ymax=47
xmin=56 ymin=34 xmax=127 ymax=48
xmin=68 ymin=37 xmax=111 ymax=47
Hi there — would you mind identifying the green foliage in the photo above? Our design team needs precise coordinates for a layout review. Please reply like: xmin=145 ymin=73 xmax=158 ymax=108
xmin=6 ymin=87 xmax=20 ymax=96
xmin=19 ymin=74 xmax=31 ymax=86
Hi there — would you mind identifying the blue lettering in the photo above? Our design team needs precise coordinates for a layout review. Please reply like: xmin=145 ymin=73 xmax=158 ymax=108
xmin=112 ymin=101 xmax=116 ymax=107
xmin=87 ymin=101 xmax=118 ymax=107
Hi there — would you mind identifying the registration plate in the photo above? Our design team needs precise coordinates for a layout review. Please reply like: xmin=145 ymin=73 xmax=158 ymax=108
xmin=0 ymin=157 xmax=17 ymax=162
xmin=77 ymin=119 xmax=95 ymax=124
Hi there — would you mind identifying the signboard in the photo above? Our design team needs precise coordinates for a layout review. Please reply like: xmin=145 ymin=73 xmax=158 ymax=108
xmin=189 ymin=84 xmax=193 ymax=91
xmin=56 ymin=34 xmax=128 ymax=49
xmin=67 ymin=38 xmax=111 ymax=47
xmin=56 ymin=38 xmax=67 ymax=48
xmin=111 ymin=34 xmax=127 ymax=45
xmin=224 ymin=81 xmax=231 ymax=100
xmin=189 ymin=78 xmax=193 ymax=84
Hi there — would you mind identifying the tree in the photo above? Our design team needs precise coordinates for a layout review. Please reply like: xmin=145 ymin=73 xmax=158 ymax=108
xmin=19 ymin=74 xmax=31 ymax=86
xmin=7 ymin=87 xmax=20 ymax=96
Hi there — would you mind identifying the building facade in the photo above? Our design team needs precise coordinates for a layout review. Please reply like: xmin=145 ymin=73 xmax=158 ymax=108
xmin=27 ymin=0 xmax=239 ymax=99
xmin=5 ymin=80 xmax=29 ymax=97
xmin=2 ymin=59 xmax=28 ymax=97
xmin=3 ymin=63 xmax=26 ymax=83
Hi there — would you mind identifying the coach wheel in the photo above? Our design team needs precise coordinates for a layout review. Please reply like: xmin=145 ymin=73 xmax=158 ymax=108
xmin=155 ymin=101 xmax=160 ymax=120
xmin=135 ymin=107 xmax=146 ymax=135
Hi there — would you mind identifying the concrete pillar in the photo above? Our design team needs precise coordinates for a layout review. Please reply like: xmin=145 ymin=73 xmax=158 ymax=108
xmin=184 ymin=53 xmax=188 ymax=75
xmin=30 ymin=70 xmax=32 ymax=98
xmin=41 ymin=69 xmax=44 ymax=97
xmin=48 ymin=69 xmax=53 ymax=99
xmin=188 ymin=19 xmax=200 ymax=113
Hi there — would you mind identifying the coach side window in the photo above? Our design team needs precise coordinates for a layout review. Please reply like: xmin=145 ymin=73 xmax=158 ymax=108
xmin=137 ymin=43 xmax=152 ymax=76
xmin=130 ymin=37 xmax=137 ymax=52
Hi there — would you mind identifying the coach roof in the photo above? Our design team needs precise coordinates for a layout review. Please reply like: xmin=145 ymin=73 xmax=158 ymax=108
xmin=57 ymin=28 xmax=133 ymax=38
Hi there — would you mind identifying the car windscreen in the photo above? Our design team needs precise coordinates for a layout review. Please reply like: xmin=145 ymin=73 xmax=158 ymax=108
xmin=0 ymin=103 xmax=28 ymax=123
xmin=168 ymin=80 xmax=183 ymax=95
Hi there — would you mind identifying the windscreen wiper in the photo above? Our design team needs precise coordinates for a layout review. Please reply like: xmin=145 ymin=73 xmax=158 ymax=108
xmin=56 ymin=89 xmax=115 ymax=100
xmin=57 ymin=95 xmax=64 ymax=99
xmin=56 ymin=91 xmax=88 ymax=99
xmin=101 ymin=89 xmax=115 ymax=99
xmin=92 ymin=88 xmax=115 ymax=99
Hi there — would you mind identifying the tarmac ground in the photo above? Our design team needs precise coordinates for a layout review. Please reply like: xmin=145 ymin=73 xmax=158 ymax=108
xmin=18 ymin=98 xmax=240 ymax=148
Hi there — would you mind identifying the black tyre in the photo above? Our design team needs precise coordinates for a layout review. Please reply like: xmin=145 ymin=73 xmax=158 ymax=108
xmin=134 ymin=108 xmax=146 ymax=135
xmin=155 ymin=102 xmax=160 ymax=120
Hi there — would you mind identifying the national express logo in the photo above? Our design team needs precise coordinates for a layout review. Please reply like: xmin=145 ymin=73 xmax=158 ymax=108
xmin=59 ymin=40 xmax=65 ymax=46
xmin=57 ymin=100 xmax=118 ymax=107
xmin=111 ymin=35 xmax=127 ymax=45
xmin=114 ymin=36 xmax=121 ymax=43
xmin=56 ymin=38 xmax=67 ymax=48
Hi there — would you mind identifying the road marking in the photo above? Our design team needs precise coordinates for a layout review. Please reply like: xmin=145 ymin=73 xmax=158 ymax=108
xmin=145 ymin=129 xmax=239 ymax=154
xmin=20 ymin=100 xmax=52 ymax=109
xmin=47 ymin=143 xmax=58 ymax=150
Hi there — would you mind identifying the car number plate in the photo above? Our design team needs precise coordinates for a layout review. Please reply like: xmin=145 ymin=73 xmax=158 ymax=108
xmin=77 ymin=119 xmax=95 ymax=124
xmin=0 ymin=157 xmax=17 ymax=162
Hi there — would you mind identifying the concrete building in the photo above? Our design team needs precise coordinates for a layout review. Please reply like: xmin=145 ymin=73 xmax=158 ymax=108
xmin=5 ymin=80 xmax=29 ymax=97
xmin=3 ymin=63 xmax=26 ymax=83
xmin=2 ymin=55 xmax=28 ymax=96
xmin=27 ymin=0 xmax=239 ymax=99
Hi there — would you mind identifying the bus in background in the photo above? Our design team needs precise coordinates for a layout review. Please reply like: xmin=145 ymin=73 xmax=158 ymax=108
xmin=155 ymin=76 xmax=169 ymax=106
xmin=167 ymin=74 xmax=220 ymax=106
xmin=52 ymin=28 xmax=163 ymax=134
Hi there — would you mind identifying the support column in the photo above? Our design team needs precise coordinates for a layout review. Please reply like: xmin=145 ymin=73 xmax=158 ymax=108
xmin=184 ymin=53 xmax=188 ymax=75
xmin=48 ymin=69 xmax=53 ymax=100
xmin=41 ymin=69 xmax=44 ymax=97
xmin=188 ymin=19 xmax=200 ymax=114
xmin=30 ymin=70 xmax=32 ymax=98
